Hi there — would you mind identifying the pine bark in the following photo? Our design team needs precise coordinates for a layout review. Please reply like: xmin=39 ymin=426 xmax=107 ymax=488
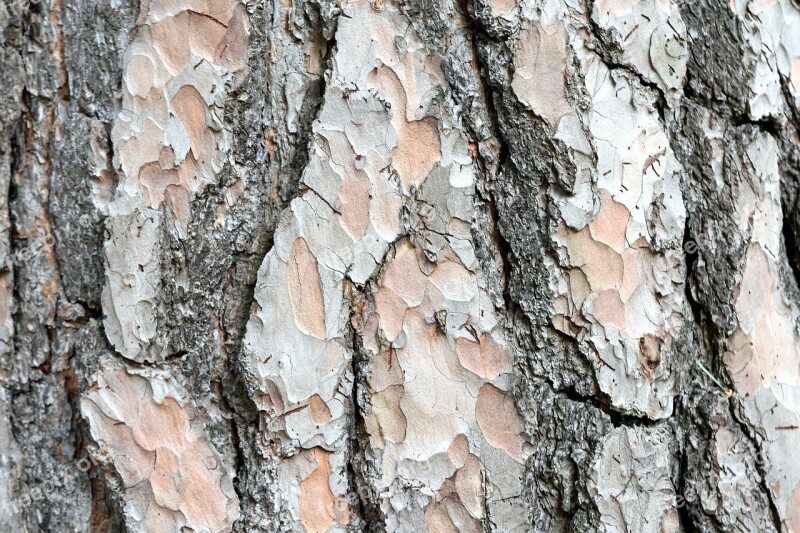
xmin=1 ymin=0 xmax=800 ymax=531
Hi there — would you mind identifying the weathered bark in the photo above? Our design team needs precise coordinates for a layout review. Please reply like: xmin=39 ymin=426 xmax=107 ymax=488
xmin=1 ymin=0 xmax=800 ymax=531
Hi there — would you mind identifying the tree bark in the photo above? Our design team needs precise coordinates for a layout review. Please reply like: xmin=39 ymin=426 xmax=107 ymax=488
xmin=1 ymin=0 xmax=800 ymax=531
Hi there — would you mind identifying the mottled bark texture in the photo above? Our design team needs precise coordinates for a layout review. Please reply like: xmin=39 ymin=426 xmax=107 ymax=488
xmin=1 ymin=0 xmax=800 ymax=531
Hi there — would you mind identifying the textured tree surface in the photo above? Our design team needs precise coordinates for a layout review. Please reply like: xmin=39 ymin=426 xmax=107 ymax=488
xmin=1 ymin=0 xmax=800 ymax=531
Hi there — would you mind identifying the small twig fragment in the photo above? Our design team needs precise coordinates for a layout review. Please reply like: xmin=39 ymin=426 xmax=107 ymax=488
xmin=695 ymin=359 xmax=734 ymax=398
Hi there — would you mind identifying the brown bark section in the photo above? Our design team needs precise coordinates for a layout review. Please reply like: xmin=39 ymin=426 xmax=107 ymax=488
xmin=0 ymin=0 xmax=799 ymax=532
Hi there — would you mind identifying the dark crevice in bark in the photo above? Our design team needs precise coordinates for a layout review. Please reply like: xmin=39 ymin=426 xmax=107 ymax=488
xmin=67 ymin=359 xmax=124 ymax=531
xmin=7 ymin=72 xmax=102 ymax=528
xmin=440 ymin=17 xmax=650 ymax=524
xmin=485 ymin=195 xmax=515 ymax=312
xmin=6 ymin=74 xmax=34 ymax=527
xmin=680 ymin=63 xmax=793 ymax=532
xmin=457 ymin=2 xmax=517 ymax=310
xmin=224 ymin=1 xmax=335 ymax=356
xmin=454 ymin=2 xmax=553 ymax=324
xmin=584 ymin=0 xmax=669 ymax=121
xmin=729 ymin=113 xmax=783 ymax=138
xmin=480 ymin=468 xmax=494 ymax=532
xmin=49 ymin=3 xmax=125 ymax=518
xmin=219 ymin=5 xmax=340 ymax=527
xmin=347 ymin=311 xmax=385 ymax=532
xmin=7 ymin=94 xmax=27 ymax=390
xmin=546 ymin=375 xmax=659 ymax=428
xmin=8 ymin=6 xmax=108 ymax=520
xmin=220 ymin=358 xmax=261 ymax=524
xmin=782 ymin=80 xmax=800 ymax=133
xmin=8 ymin=122 xmax=22 ymax=182
xmin=280 ymin=2 xmax=336 ymax=204
xmin=681 ymin=216 xmax=706 ymax=333
xmin=680 ymin=165 xmax=783 ymax=530
xmin=72 ymin=301 xmax=103 ymax=320
xmin=683 ymin=75 xmax=785 ymax=140
xmin=725 ymin=398 xmax=784 ymax=531
xmin=782 ymin=204 xmax=800 ymax=294
xmin=679 ymin=6 xmax=799 ymax=515
xmin=674 ymin=449 xmax=696 ymax=531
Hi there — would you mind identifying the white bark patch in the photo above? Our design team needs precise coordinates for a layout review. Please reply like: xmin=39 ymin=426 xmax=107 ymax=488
xmin=719 ymin=132 xmax=800 ymax=528
xmin=592 ymin=0 xmax=688 ymax=104
xmin=242 ymin=3 xmax=530 ymax=530
xmin=103 ymin=0 xmax=248 ymax=362
xmin=81 ymin=363 xmax=240 ymax=532
xmin=588 ymin=427 xmax=680 ymax=533
xmin=731 ymin=0 xmax=800 ymax=118
xmin=513 ymin=0 xmax=687 ymax=419
xmin=358 ymin=137 xmax=527 ymax=530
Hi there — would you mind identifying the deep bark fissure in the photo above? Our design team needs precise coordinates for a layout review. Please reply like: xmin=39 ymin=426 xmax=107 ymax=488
xmin=584 ymin=0 xmax=669 ymax=121
xmin=679 ymin=65 xmax=797 ymax=528
xmin=347 ymin=310 xmax=384 ymax=532
xmin=782 ymin=206 xmax=800 ymax=302
xmin=733 ymin=410 xmax=785 ymax=531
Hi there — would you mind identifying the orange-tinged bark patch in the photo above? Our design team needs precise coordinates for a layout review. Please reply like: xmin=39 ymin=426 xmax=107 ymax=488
xmin=188 ymin=10 xmax=228 ymax=62
xmin=392 ymin=116 xmax=441 ymax=191
xmin=216 ymin=7 xmax=248 ymax=70
xmin=151 ymin=448 xmax=181 ymax=510
xmin=375 ymin=288 xmax=407 ymax=342
xmin=151 ymin=14 xmax=191 ymax=71
xmin=447 ymin=434 xmax=470 ymax=469
xmin=165 ymin=185 xmax=191 ymax=230
xmin=124 ymin=54 xmax=156 ymax=98
xmin=563 ymin=227 xmax=624 ymax=292
xmin=337 ymin=166 xmax=371 ymax=239
xmin=786 ymin=483 xmax=800 ymax=532
xmin=178 ymin=440 xmax=230 ymax=532
xmin=369 ymin=65 xmax=442 ymax=191
xmin=0 ymin=274 xmax=10 ymax=325
xmin=512 ymin=22 xmax=572 ymax=128
xmin=382 ymin=243 xmax=428 ymax=306
xmin=171 ymin=85 xmax=211 ymax=163
xmin=132 ymin=397 xmax=190 ymax=452
xmin=139 ymin=162 xmax=180 ymax=207
xmin=308 ymin=394 xmax=332 ymax=425
xmin=425 ymin=501 xmax=459 ymax=533
xmin=299 ymin=448 xmax=337 ymax=533
xmin=82 ymin=368 xmax=239 ymax=531
xmin=430 ymin=261 xmax=475 ymax=302
xmin=638 ymin=334 xmax=661 ymax=380
xmin=589 ymin=191 xmax=630 ymax=253
xmin=490 ymin=0 xmax=517 ymax=17
xmin=475 ymin=384 xmax=526 ymax=462
xmin=724 ymin=327 xmax=762 ymax=399
xmin=593 ymin=289 xmax=627 ymax=332
xmin=287 ymin=237 xmax=327 ymax=338
xmin=370 ymin=384 xmax=407 ymax=444
xmin=455 ymin=335 xmax=513 ymax=380
xmin=455 ymin=454 xmax=484 ymax=519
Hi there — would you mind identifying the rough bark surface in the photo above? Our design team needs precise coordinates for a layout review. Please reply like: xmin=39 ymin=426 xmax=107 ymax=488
xmin=1 ymin=0 xmax=800 ymax=531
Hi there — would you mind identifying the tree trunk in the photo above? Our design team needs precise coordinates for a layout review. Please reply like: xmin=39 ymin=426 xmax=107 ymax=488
xmin=1 ymin=0 xmax=800 ymax=531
